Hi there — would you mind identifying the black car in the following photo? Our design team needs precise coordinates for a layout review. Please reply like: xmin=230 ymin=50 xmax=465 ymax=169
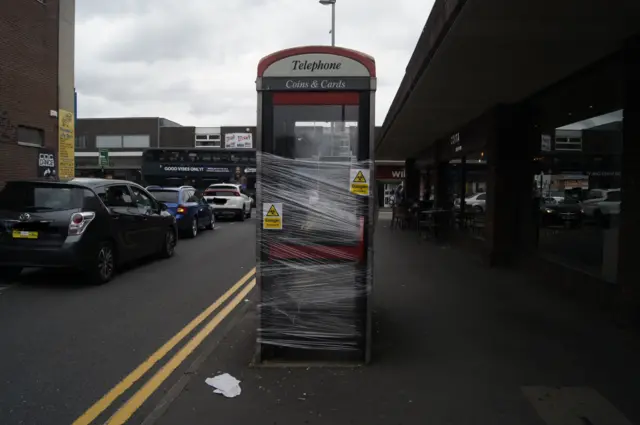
xmin=540 ymin=197 xmax=584 ymax=228
xmin=0 ymin=178 xmax=178 ymax=284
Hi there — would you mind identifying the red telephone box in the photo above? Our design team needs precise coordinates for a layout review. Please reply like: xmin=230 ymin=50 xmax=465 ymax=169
xmin=255 ymin=46 xmax=377 ymax=363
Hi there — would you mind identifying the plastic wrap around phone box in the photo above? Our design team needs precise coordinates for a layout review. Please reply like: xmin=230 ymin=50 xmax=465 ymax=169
xmin=257 ymin=153 xmax=373 ymax=359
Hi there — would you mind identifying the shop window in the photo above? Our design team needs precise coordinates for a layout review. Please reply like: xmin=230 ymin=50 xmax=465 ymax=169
xmin=450 ymin=151 xmax=488 ymax=241
xmin=17 ymin=126 xmax=44 ymax=147
xmin=537 ymin=110 xmax=623 ymax=283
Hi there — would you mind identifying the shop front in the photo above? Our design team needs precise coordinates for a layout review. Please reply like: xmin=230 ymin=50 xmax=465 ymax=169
xmin=375 ymin=164 xmax=404 ymax=207
xmin=141 ymin=149 xmax=257 ymax=196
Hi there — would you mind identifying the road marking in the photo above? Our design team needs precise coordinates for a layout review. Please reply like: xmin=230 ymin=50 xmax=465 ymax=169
xmin=522 ymin=386 xmax=633 ymax=425
xmin=71 ymin=267 xmax=256 ymax=425
xmin=106 ymin=278 xmax=256 ymax=425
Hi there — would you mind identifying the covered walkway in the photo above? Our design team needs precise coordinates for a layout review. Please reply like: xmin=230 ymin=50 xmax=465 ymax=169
xmin=153 ymin=215 xmax=640 ymax=425
xmin=375 ymin=0 xmax=640 ymax=317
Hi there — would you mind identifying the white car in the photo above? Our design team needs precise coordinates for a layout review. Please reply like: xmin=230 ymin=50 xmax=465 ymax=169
xmin=203 ymin=187 xmax=252 ymax=221
xmin=208 ymin=183 xmax=242 ymax=191
xmin=454 ymin=192 xmax=487 ymax=212
xmin=581 ymin=188 xmax=621 ymax=218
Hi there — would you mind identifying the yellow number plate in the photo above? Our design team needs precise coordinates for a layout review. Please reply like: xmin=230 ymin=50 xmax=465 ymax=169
xmin=12 ymin=230 xmax=38 ymax=239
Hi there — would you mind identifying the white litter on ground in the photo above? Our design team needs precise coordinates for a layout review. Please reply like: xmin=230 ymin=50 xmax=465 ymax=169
xmin=205 ymin=373 xmax=242 ymax=398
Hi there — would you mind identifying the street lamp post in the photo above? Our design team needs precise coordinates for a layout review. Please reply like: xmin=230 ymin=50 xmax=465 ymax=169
xmin=319 ymin=0 xmax=336 ymax=46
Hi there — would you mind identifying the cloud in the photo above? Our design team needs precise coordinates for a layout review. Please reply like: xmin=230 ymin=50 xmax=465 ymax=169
xmin=75 ymin=0 xmax=435 ymax=126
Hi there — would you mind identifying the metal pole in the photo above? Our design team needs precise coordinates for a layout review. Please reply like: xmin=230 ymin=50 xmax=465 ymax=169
xmin=331 ymin=2 xmax=336 ymax=46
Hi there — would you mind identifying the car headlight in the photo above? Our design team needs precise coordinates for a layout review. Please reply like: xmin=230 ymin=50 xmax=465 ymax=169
xmin=545 ymin=208 xmax=553 ymax=214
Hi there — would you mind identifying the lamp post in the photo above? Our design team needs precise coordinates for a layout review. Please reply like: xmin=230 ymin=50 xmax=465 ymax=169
xmin=319 ymin=0 xmax=336 ymax=46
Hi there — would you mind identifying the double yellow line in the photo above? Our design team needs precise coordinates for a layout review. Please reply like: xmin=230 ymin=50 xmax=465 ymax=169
xmin=73 ymin=267 xmax=257 ymax=425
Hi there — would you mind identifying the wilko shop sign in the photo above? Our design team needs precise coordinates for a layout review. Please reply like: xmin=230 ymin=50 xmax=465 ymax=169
xmin=376 ymin=165 xmax=405 ymax=180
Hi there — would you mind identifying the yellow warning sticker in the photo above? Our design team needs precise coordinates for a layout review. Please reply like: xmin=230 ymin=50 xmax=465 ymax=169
xmin=349 ymin=168 xmax=370 ymax=196
xmin=263 ymin=203 xmax=283 ymax=230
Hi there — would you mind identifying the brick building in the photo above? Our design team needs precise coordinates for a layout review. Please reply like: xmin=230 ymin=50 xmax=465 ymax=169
xmin=0 ymin=0 xmax=75 ymax=185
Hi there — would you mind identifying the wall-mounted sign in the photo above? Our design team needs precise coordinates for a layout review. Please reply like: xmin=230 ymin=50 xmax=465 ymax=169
xmin=37 ymin=149 xmax=57 ymax=179
xmin=58 ymin=109 xmax=75 ymax=179
xmin=541 ymin=134 xmax=551 ymax=152
xmin=263 ymin=53 xmax=371 ymax=78
xmin=98 ymin=149 xmax=109 ymax=167
xmin=376 ymin=165 xmax=405 ymax=180
xmin=225 ymin=133 xmax=253 ymax=149
xmin=149 ymin=164 xmax=258 ymax=176
xmin=160 ymin=165 xmax=230 ymax=173
xmin=450 ymin=132 xmax=462 ymax=153
xmin=262 ymin=77 xmax=370 ymax=91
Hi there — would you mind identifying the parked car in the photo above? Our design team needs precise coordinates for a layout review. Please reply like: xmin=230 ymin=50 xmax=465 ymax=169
xmin=0 ymin=178 xmax=178 ymax=284
xmin=146 ymin=186 xmax=215 ymax=238
xmin=203 ymin=188 xmax=252 ymax=221
xmin=208 ymin=183 xmax=256 ymax=208
xmin=540 ymin=197 xmax=584 ymax=228
xmin=581 ymin=188 xmax=621 ymax=222
xmin=208 ymin=183 xmax=242 ymax=191
xmin=454 ymin=192 xmax=487 ymax=212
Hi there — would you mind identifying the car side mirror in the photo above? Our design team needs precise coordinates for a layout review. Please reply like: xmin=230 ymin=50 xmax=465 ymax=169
xmin=159 ymin=203 xmax=168 ymax=212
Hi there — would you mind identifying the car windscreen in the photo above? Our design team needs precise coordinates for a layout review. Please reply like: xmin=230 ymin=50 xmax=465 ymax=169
xmin=204 ymin=190 xmax=239 ymax=197
xmin=148 ymin=190 xmax=181 ymax=203
xmin=0 ymin=182 xmax=85 ymax=212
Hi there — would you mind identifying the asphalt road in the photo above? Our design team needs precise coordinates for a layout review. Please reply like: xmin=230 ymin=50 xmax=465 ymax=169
xmin=0 ymin=215 xmax=256 ymax=425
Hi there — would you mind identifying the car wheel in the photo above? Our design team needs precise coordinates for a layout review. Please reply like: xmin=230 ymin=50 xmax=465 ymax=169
xmin=205 ymin=213 xmax=215 ymax=230
xmin=0 ymin=266 xmax=23 ymax=283
xmin=245 ymin=207 xmax=251 ymax=219
xmin=237 ymin=209 xmax=245 ymax=222
xmin=87 ymin=242 xmax=115 ymax=285
xmin=187 ymin=216 xmax=198 ymax=238
xmin=159 ymin=228 xmax=176 ymax=258
xmin=473 ymin=205 xmax=483 ymax=213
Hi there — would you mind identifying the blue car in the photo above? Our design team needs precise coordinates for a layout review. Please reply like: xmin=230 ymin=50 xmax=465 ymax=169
xmin=147 ymin=186 xmax=215 ymax=238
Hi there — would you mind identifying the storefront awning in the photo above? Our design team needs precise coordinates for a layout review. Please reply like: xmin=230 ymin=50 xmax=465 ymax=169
xmin=376 ymin=0 xmax=640 ymax=160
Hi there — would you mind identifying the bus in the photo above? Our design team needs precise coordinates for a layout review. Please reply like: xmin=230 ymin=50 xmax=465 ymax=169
xmin=141 ymin=148 xmax=257 ymax=196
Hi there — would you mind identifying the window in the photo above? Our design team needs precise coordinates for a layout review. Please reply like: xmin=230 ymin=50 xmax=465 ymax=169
xmin=554 ymin=136 xmax=583 ymax=152
xmin=148 ymin=190 xmax=180 ymax=203
xmin=96 ymin=136 xmax=123 ymax=148
xmin=130 ymin=186 xmax=155 ymax=213
xmin=476 ymin=193 xmax=486 ymax=200
xmin=123 ymin=135 xmax=150 ymax=148
xmin=204 ymin=189 xmax=240 ymax=197
xmin=0 ymin=182 xmax=85 ymax=212
xmin=605 ymin=191 xmax=621 ymax=202
xmin=96 ymin=135 xmax=151 ymax=148
xmin=195 ymin=134 xmax=222 ymax=148
xmin=186 ymin=190 xmax=200 ymax=203
xmin=17 ymin=126 xmax=44 ymax=146
xmin=75 ymin=135 xmax=87 ymax=149
xmin=102 ymin=185 xmax=134 ymax=207
xmin=587 ymin=189 xmax=604 ymax=200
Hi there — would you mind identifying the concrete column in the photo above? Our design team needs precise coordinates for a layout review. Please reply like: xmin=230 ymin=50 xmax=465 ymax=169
xmin=404 ymin=158 xmax=420 ymax=201
xmin=617 ymin=35 xmax=640 ymax=318
xmin=485 ymin=104 xmax=535 ymax=267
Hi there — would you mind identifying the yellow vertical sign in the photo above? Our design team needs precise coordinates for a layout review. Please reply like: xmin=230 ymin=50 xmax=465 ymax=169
xmin=58 ymin=109 xmax=75 ymax=179
xmin=263 ymin=203 xmax=283 ymax=230
xmin=349 ymin=168 xmax=370 ymax=196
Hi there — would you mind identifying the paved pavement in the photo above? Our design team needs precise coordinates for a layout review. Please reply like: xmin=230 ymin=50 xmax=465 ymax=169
xmin=0 ymin=215 xmax=256 ymax=425
xmin=153 ymin=216 xmax=640 ymax=425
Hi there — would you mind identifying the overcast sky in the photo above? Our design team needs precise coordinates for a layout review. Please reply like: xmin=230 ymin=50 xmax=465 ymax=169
xmin=75 ymin=0 xmax=435 ymax=127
